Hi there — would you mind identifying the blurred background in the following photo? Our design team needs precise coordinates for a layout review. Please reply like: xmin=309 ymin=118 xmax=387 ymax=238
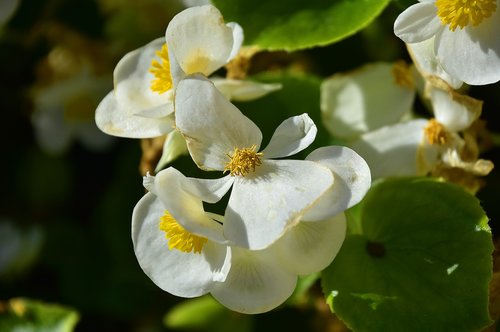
xmin=1 ymin=0 xmax=499 ymax=331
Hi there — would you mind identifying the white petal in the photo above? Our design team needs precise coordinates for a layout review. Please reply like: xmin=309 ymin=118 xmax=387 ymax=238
xmin=154 ymin=167 xmax=229 ymax=243
xmin=187 ymin=175 xmax=234 ymax=204
xmin=224 ymin=159 xmax=333 ymax=250
xmin=175 ymin=75 xmax=262 ymax=171
xmin=226 ymin=22 xmax=244 ymax=62
xmin=155 ymin=130 xmax=189 ymax=172
xmin=320 ymin=62 xmax=415 ymax=139
xmin=407 ymin=38 xmax=463 ymax=89
xmin=95 ymin=91 xmax=174 ymax=138
xmin=302 ymin=146 xmax=371 ymax=221
xmin=166 ymin=5 xmax=234 ymax=76
xmin=261 ymin=114 xmax=317 ymax=158
xmin=350 ymin=119 xmax=437 ymax=178
xmin=211 ymin=247 xmax=297 ymax=314
xmin=394 ymin=2 xmax=442 ymax=43
xmin=132 ymin=192 xmax=231 ymax=297
xmin=211 ymin=77 xmax=281 ymax=101
xmin=270 ymin=213 xmax=346 ymax=275
xmin=435 ymin=12 xmax=500 ymax=85
xmin=114 ymin=38 xmax=173 ymax=114
xmin=428 ymin=80 xmax=482 ymax=131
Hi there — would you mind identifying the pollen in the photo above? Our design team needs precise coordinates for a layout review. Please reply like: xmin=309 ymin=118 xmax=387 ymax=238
xmin=424 ymin=119 xmax=450 ymax=145
xmin=392 ymin=61 xmax=414 ymax=90
xmin=159 ymin=211 xmax=207 ymax=254
xmin=224 ymin=144 xmax=263 ymax=177
xmin=435 ymin=0 xmax=497 ymax=31
xmin=149 ymin=44 xmax=173 ymax=94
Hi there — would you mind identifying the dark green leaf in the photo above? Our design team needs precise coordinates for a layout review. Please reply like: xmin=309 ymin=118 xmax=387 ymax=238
xmin=322 ymin=177 xmax=493 ymax=332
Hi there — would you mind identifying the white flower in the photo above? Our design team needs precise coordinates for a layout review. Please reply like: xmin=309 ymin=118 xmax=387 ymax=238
xmin=394 ymin=0 xmax=500 ymax=85
xmin=174 ymin=74 xmax=370 ymax=249
xmin=351 ymin=77 xmax=492 ymax=180
xmin=31 ymin=68 xmax=114 ymax=154
xmin=95 ymin=5 xmax=280 ymax=139
xmin=133 ymin=168 xmax=347 ymax=314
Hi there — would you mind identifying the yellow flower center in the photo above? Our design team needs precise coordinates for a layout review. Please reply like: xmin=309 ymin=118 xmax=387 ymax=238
xmin=392 ymin=61 xmax=414 ymax=90
xmin=424 ymin=119 xmax=450 ymax=145
xmin=435 ymin=0 xmax=497 ymax=31
xmin=159 ymin=211 xmax=207 ymax=254
xmin=149 ymin=44 xmax=173 ymax=94
xmin=224 ymin=144 xmax=263 ymax=177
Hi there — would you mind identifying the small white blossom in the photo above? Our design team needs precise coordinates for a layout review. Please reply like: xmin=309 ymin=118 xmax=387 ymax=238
xmin=133 ymin=169 xmax=347 ymax=314
xmin=394 ymin=0 xmax=500 ymax=85
xmin=95 ymin=5 xmax=280 ymax=139
xmin=174 ymin=74 xmax=370 ymax=249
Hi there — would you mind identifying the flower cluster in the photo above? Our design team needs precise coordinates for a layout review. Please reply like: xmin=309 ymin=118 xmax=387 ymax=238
xmin=96 ymin=5 xmax=371 ymax=313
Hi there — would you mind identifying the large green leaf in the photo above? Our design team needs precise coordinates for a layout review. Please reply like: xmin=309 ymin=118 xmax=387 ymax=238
xmin=322 ymin=177 xmax=493 ymax=332
xmin=212 ymin=0 xmax=391 ymax=51
xmin=0 ymin=298 xmax=79 ymax=332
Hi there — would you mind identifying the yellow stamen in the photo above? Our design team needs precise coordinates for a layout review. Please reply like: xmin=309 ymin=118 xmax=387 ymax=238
xmin=224 ymin=144 xmax=263 ymax=177
xmin=424 ymin=119 xmax=450 ymax=145
xmin=149 ymin=44 xmax=173 ymax=94
xmin=159 ymin=211 xmax=207 ymax=254
xmin=392 ymin=61 xmax=414 ymax=90
xmin=435 ymin=0 xmax=497 ymax=31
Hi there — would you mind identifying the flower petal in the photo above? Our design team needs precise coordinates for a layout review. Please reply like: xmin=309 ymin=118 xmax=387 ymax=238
xmin=224 ymin=159 xmax=333 ymax=250
xmin=435 ymin=12 xmax=500 ymax=85
xmin=132 ymin=192 xmax=231 ymax=297
xmin=211 ymin=247 xmax=297 ymax=314
xmin=175 ymin=74 xmax=262 ymax=171
xmin=166 ymin=5 xmax=234 ymax=76
xmin=114 ymin=37 xmax=173 ymax=115
xmin=211 ymin=77 xmax=282 ymax=101
xmin=407 ymin=38 xmax=463 ymax=89
xmin=302 ymin=146 xmax=371 ymax=221
xmin=321 ymin=62 xmax=415 ymax=139
xmin=155 ymin=130 xmax=189 ymax=172
xmin=350 ymin=119 xmax=437 ymax=178
xmin=427 ymin=78 xmax=482 ymax=131
xmin=153 ymin=167 xmax=230 ymax=243
xmin=261 ymin=114 xmax=317 ymax=159
xmin=95 ymin=91 xmax=174 ymax=138
xmin=394 ymin=2 xmax=442 ymax=43
xmin=226 ymin=22 xmax=244 ymax=62
xmin=270 ymin=213 xmax=346 ymax=275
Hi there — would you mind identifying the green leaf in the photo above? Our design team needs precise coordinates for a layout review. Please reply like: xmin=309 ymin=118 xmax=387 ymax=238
xmin=0 ymin=298 xmax=79 ymax=332
xmin=164 ymin=296 xmax=252 ymax=332
xmin=322 ymin=177 xmax=493 ymax=332
xmin=212 ymin=0 xmax=391 ymax=51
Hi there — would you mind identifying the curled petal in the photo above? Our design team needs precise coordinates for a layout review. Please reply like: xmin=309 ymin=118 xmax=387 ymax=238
xmin=302 ymin=146 xmax=371 ymax=221
xmin=226 ymin=22 xmax=244 ymax=62
xmin=211 ymin=247 xmax=296 ymax=314
xmin=211 ymin=77 xmax=281 ymax=102
xmin=95 ymin=91 xmax=174 ymax=138
xmin=394 ymin=2 xmax=442 ymax=43
xmin=132 ymin=192 xmax=231 ymax=297
xmin=261 ymin=113 xmax=317 ymax=159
